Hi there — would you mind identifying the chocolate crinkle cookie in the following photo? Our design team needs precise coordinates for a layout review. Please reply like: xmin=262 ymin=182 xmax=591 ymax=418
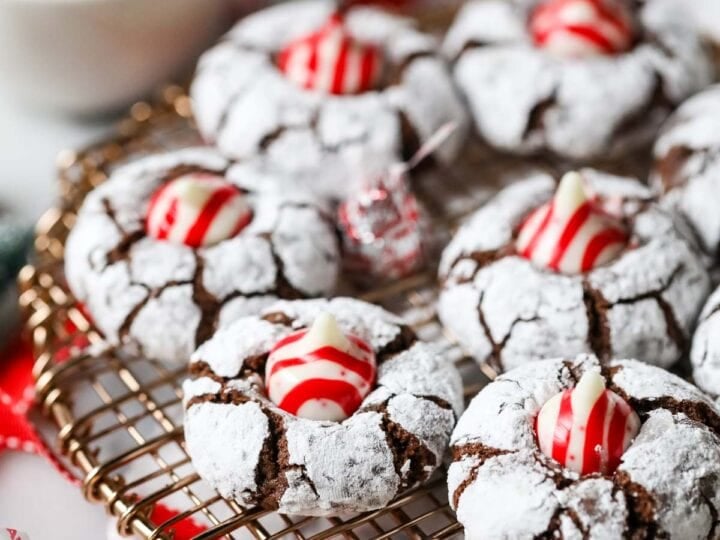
xmin=653 ymin=85 xmax=720 ymax=259
xmin=438 ymin=168 xmax=710 ymax=374
xmin=191 ymin=0 xmax=469 ymax=200
xmin=443 ymin=0 xmax=713 ymax=161
xmin=65 ymin=147 xmax=340 ymax=364
xmin=449 ymin=354 xmax=720 ymax=539
xmin=183 ymin=297 xmax=464 ymax=516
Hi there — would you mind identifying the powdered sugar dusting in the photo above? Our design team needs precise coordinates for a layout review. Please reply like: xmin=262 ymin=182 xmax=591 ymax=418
xmin=691 ymin=286 xmax=720 ymax=397
xmin=439 ymin=170 xmax=710 ymax=372
xmin=184 ymin=401 xmax=270 ymax=505
xmin=450 ymin=354 xmax=720 ymax=538
xmin=65 ymin=147 xmax=339 ymax=364
xmin=184 ymin=298 xmax=463 ymax=516
xmin=191 ymin=0 xmax=468 ymax=200
xmin=653 ymin=85 xmax=720 ymax=255
xmin=445 ymin=0 xmax=713 ymax=160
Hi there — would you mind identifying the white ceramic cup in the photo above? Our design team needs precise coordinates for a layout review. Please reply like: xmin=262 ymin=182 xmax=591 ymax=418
xmin=0 ymin=0 xmax=227 ymax=115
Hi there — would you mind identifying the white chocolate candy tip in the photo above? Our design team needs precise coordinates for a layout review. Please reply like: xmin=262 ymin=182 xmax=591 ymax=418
xmin=181 ymin=177 xmax=216 ymax=207
xmin=575 ymin=370 xmax=606 ymax=396
xmin=304 ymin=311 xmax=353 ymax=353
xmin=554 ymin=171 xmax=588 ymax=217
xmin=571 ymin=370 xmax=607 ymax=420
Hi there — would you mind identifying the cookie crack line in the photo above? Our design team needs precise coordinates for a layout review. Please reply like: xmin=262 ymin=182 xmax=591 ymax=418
xmin=184 ymin=386 xmax=299 ymax=508
xmin=476 ymin=291 xmax=539 ymax=373
xmin=101 ymin=198 xmax=147 ymax=265
xmin=259 ymin=232 xmax=308 ymax=301
xmin=523 ymin=92 xmax=557 ymax=143
xmin=450 ymin=442 xmax=513 ymax=508
xmin=453 ymin=39 xmax=490 ymax=63
xmin=445 ymin=244 xmax=516 ymax=285
xmin=186 ymin=386 xmax=446 ymax=505
xmin=582 ymin=264 xmax=686 ymax=362
xmin=582 ymin=281 xmax=612 ymax=362
xmin=701 ymin=491 xmax=720 ymax=540
xmin=191 ymin=252 xmax=223 ymax=349
xmin=534 ymin=506 xmax=588 ymax=540
xmin=360 ymin=399 xmax=437 ymax=491
xmin=116 ymin=275 xmax=211 ymax=345
xmin=614 ymin=264 xmax=687 ymax=353
xmin=615 ymin=392 xmax=720 ymax=442
xmin=451 ymin=441 xmax=665 ymax=537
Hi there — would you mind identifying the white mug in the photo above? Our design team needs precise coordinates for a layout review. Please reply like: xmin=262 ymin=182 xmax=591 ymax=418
xmin=0 ymin=0 xmax=227 ymax=115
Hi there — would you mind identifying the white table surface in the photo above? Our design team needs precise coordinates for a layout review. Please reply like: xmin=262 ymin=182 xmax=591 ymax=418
xmin=0 ymin=93 xmax=116 ymax=539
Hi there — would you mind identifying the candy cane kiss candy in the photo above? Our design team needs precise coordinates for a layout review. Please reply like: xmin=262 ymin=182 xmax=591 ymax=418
xmin=535 ymin=370 xmax=641 ymax=475
xmin=516 ymin=171 xmax=629 ymax=274
xmin=530 ymin=0 xmax=635 ymax=58
xmin=277 ymin=12 xmax=384 ymax=95
xmin=146 ymin=173 xmax=253 ymax=248
xmin=265 ymin=312 xmax=377 ymax=421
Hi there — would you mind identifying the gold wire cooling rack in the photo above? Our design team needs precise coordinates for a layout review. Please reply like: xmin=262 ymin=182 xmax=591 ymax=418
xmin=16 ymin=85 xmax=525 ymax=539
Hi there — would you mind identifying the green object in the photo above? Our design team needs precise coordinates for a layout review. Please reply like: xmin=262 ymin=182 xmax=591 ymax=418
xmin=0 ymin=218 xmax=32 ymax=287
xmin=0 ymin=218 xmax=33 ymax=348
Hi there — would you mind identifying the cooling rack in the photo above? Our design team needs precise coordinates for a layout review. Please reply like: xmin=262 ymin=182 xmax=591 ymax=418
xmin=18 ymin=84 xmax=531 ymax=539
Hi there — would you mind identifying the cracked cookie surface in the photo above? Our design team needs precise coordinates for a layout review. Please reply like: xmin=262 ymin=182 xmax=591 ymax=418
xmin=438 ymin=169 xmax=710 ymax=373
xmin=65 ymin=147 xmax=340 ymax=364
xmin=191 ymin=0 xmax=469 ymax=201
xmin=183 ymin=297 xmax=464 ymax=516
xmin=653 ymin=85 xmax=720 ymax=258
xmin=449 ymin=354 xmax=720 ymax=539
xmin=443 ymin=0 xmax=713 ymax=161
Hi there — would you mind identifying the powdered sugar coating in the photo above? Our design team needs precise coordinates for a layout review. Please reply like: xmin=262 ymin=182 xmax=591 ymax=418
xmin=653 ymin=85 xmax=720 ymax=255
xmin=444 ymin=0 xmax=713 ymax=160
xmin=65 ymin=147 xmax=340 ymax=364
xmin=438 ymin=169 xmax=710 ymax=373
xmin=184 ymin=297 xmax=463 ymax=516
xmin=191 ymin=0 xmax=469 ymax=200
xmin=669 ymin=0 xmax=720 ymax=46
xmin=691 ymin=286 xmax=720 ymax=398
xmin=449 ymin=354 xmax=720 ymax=539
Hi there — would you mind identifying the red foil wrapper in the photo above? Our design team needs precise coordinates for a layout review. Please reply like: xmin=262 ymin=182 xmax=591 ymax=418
xmin=338 ymin=168 xmax=425 ymax=281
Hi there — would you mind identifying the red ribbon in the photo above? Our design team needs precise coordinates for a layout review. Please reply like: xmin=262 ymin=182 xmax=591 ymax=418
xmin=0 ymin=337 xmax=207 ymax=538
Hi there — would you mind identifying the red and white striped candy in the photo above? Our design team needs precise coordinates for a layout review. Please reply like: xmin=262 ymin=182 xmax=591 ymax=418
xmin=146 ymin=173 xmax=252 ymax=248
xmin=530 ymin=0 xmax=634 ymax=58
xmin=536 ymin=370 xmax=641 ymax=475
xmin=277 ymin=13 xmax=383 ymax=95
xmin=265 ymin=312 xmax=377 ymax=421
xmin=516 ymin=171 xmax=628 ymax=274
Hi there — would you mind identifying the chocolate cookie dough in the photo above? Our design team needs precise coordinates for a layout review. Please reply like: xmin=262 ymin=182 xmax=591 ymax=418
xmin=444 ymin=0 xmax=713 ymax=161
xmin=449 ymin=354 xmax=720 ymax=539
xmin=191 ymin=0 xmax=469 ymax=200
xmin=65 ymin=147 xmax=340 ymax=363
xmin=183 ymin=297 xmax=463 ymax=516
xmin=438 ymin=169 xmax=710 ymax=373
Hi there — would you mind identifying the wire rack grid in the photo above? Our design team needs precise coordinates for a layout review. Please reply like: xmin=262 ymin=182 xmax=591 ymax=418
xmin=16 ymin=86 xmax=512 ymax=539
